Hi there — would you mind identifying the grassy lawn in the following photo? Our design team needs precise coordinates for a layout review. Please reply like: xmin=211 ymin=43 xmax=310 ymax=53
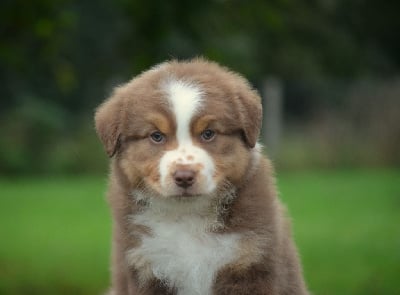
xmin=0 ymin=177 xmax=111 ymax=295
xmin=0 ymin=169 xmax=399 ymax=295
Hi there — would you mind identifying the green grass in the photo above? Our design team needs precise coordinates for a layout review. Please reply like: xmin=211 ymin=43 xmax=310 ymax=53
xmin=0 ymin=177 xmax=111 ymax=295
xmin=0 ymin=169 xmax=399 ymax=295
xmin=278 ymin=169 xmax=400 ymax=295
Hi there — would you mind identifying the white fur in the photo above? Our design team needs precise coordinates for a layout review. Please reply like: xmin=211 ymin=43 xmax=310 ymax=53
xmin=127 ymin=196 xmax=241 ymax=295
xmin=126 ymin=79 xmax=253 ymax=294
xmin=159 ymin=80 xmax=216 ymax=195
xmin=159 ymin=144 xmax=216 ymax=194
xmin=165 ymin=80 xmax=203 ymax=144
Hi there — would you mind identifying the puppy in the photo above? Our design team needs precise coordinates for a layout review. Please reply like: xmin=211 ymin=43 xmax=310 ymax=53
xmin=95 ymin=59 xmax=308 ymax=295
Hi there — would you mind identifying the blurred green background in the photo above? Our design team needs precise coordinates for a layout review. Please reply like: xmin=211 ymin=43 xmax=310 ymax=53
xmin=0 ymin=1 xmax=399 ymax=294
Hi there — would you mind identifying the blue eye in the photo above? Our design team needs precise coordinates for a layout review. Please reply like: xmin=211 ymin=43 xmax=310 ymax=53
xmin=201 ymin=129 xmax=215 ymax=141
xmin=150 ymin=131 xmax=165 ymax=143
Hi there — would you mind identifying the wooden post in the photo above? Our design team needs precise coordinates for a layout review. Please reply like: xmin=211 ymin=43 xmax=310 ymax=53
xmin=262 ymin=77 xmax=283 ymax=158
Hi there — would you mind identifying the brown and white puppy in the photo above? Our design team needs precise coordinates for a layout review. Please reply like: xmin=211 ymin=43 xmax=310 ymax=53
xmin=95 ymin=59 xmax=308 ymax=295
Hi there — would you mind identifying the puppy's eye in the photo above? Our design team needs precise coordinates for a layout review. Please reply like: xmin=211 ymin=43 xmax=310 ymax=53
xmin=200 ymin=129 xmax=216 ymax=142
xmin=150 ymin=131 xmax=165 ymax=144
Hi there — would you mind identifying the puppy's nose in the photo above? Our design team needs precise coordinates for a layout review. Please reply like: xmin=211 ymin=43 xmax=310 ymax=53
xmin=174 ymin=169 xmax=196 ymax=188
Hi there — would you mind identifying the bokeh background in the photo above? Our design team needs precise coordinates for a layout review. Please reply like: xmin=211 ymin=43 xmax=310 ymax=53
xmin=1 ymin=1 xmax=399 ymax=294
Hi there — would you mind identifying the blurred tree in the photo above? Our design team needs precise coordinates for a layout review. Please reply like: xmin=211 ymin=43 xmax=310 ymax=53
xmin=0 ymin=0 xmax=399 ymax=174
xmin=2 ymin=0 xmax=400 ymax=113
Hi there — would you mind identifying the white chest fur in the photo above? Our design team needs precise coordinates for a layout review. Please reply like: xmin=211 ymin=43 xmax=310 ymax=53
xmin=127 ymin=197 xmax=241 ymax=295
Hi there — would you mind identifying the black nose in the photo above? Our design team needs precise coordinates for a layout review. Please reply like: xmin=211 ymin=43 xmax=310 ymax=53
xmin=174 ymin=169 xmax=196 ymax=188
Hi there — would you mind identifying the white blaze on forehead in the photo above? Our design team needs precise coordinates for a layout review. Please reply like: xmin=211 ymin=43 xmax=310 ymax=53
xmin=158 ymin=79 xmax=216 ymax=195
xmin=164 ymin=80 xmax=203 ymax=144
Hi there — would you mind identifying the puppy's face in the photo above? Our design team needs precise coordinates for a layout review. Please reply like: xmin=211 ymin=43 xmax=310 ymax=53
xmin=95 ymin=60 xmax=262 ymax=199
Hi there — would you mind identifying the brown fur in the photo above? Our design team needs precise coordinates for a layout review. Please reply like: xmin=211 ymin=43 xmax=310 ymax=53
xmin=95 ymin=58 xmax=308 ymax=295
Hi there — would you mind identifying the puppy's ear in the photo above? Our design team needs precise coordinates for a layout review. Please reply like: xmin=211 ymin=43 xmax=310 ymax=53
xmin=238 ymin=89 xmax=262 ymax=148
xmin=94 ymin=92 xmax=124 ymax=157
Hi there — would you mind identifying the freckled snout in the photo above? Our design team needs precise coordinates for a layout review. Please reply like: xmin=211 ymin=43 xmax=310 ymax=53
xmin=160 ymin=144 xmax=216 ymax=196
xmin=173 ymin=169 xmax=196 ymax=188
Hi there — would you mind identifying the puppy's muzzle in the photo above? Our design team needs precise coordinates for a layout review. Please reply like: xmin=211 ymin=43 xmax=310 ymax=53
xmin=173 ymin=169 xmax=196 ymax=188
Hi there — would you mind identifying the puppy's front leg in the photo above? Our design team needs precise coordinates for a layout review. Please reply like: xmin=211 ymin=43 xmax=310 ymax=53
xmin=131 ymin=277 xmax=176 ymax=295
xmin=110 ymin=221 xmax=139 ymax=295
xmin=111 ymin=219 xmax=177 ymax=295
xmin=213 ymin=263 xmax=277 ymax=295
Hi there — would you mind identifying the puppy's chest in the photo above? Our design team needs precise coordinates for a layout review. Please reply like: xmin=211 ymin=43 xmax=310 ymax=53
xmin=128 ymin=210 xmax=241 ymax=295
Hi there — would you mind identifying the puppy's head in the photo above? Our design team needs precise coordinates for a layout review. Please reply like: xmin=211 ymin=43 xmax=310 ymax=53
xmin=95 ymin=59 xmax=262 ymax=199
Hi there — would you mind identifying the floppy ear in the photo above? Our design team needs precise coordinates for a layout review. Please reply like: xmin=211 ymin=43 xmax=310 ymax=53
xmin=238 ymin=88 xmax=263 ymax=148
xmin=94 ymin=92 xmax=124 ymax=157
